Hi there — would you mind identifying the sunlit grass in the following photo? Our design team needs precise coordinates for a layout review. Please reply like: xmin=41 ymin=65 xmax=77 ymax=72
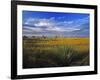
xmin=23 ymin=37 xmax=89 ymax=68
xmin=24 ymin=37 xmax=89 ymax=52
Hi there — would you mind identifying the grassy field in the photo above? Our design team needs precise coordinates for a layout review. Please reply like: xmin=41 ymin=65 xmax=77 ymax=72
xmin=23 ymin=37 xmax=89 ymax=68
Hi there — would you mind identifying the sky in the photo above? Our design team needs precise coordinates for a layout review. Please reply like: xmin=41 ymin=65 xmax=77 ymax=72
xmin=22 ymin=11 xmax=90 ymax=37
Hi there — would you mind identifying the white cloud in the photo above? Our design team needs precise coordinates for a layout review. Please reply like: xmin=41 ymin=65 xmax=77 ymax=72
xmin=45 ymin=26 xmax=80 ymax=32
xmin=24 ymin=18 xmax=55 ymax=28
xmin=23 ymin=26 xmax=44 ymax=32
xmin=23 ymin=16 xmax=89 ymax=37
xmin=34 ymin=21 xmax=53 ymax=28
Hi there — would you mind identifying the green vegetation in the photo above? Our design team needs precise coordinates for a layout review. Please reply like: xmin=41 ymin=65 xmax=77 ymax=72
xmin=23 ymin=37 xmax=89 ymax=68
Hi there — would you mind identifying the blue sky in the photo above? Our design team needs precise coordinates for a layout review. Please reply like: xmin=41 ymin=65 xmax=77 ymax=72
xmin=22 ymin=11 xmax=90 ymax=37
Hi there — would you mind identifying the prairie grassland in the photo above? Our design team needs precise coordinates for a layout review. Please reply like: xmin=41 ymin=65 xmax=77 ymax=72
xmin=23 ymin=37 xmax=89 ymax=68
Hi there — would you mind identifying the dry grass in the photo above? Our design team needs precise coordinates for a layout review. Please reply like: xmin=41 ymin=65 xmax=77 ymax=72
xmin=23 ymin=37 xmax=89 ymax=68
xmin=24 ymin=37 xmax=89 ymax=52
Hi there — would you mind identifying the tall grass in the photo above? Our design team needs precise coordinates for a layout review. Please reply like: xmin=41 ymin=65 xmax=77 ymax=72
xmin=23 ymin=44 xmax=89 ymax=68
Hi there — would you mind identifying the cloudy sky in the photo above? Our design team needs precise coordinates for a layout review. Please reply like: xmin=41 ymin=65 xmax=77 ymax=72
xmin=22 ymin=11 xmax=90 ymax=37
